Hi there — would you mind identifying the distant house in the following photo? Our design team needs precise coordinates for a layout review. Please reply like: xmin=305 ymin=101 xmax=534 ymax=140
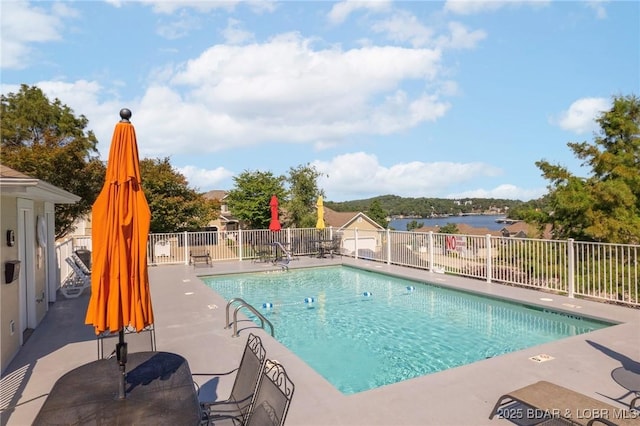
xmin=416 ymin=224 xmax=502 ymax=236
xmin=323 ymin=207 xmax=384 ymax=255
xmin=202 ymin=190 xmax=239 ymax=231
xmin=0 ymin=165 xmax=80 ymax=374
xmin=500 ymin=222 xmax=553 ymax=239
xmin=415 ymin=221 xmax=552 ymax=239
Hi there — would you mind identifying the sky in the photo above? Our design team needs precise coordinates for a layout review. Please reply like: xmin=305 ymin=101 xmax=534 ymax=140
xmin=1 ymin=0 xmax=638 ymax=202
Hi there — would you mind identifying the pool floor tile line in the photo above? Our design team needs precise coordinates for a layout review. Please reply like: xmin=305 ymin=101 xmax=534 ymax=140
xmin=1 ymin=257 xmax=639 ymax=426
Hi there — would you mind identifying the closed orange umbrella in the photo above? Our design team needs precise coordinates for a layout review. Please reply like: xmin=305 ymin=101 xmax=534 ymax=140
xmin=85 ymin=108 xmax=154 ymax=399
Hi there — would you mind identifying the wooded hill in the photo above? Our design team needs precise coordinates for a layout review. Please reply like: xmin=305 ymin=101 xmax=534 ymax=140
xmin=325 ymin=195 xmax=526 ymax=217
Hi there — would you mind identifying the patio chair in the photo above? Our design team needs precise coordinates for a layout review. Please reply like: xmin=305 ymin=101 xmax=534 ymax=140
xmin=96 ymin=324 xmax=156 ymax=360
xmin=244 ymin=360 xmax=295 ymax=426
xmin=489 ymin=380 xmax=638 ymax=426
xmin=196 ymin=333 xmax=267 ymax=425
xmin=190 ymin=248 xmax=212 ymax=266
xmin=60 ymin=256 xmax=91 ymax=298
xmin=328 ymin=235 xmax=342 ymax=258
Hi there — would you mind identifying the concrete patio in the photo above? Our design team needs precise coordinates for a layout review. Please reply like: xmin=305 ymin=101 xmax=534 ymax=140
xmin=1 ymin=257 xmax=639 ymax=425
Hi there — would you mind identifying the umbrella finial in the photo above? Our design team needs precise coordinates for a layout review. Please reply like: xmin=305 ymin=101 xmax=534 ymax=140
xmin=119 ymin=108 xmax=132 ymax=122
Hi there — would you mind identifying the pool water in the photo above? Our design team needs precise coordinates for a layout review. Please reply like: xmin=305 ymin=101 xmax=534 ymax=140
xmin=203 ymin=266 xmax=610 ymax=394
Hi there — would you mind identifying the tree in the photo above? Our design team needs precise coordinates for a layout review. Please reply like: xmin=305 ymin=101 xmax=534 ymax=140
xmin=366 ymin=200 xmax=388 ymax=228
xmin=286 ymin=164 xmax=325 ymax=228
xmin=535 ymin=94 xmax=640 ymax=243
xmin=439 ymin=223 xmax=459 ymax=234
xmin=140 ymin=158 xmax=218 ymax=233
xmin=1 ymin=85 xmax=105 ymax=239
xmin=406 ymin=220 xmax=424 ymax=231
xmin=226 ymin=170 xmax=286 ymax=229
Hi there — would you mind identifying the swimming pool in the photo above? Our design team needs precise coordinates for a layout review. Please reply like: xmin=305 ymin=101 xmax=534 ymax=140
xmin=203 ymin=266 xmax=611 ymax=394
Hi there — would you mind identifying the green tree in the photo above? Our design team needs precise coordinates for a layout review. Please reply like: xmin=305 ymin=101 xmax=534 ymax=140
xmin=227 ymin=170 xmax=286 ymax=229
xmin=1 ymin=84 xmax=105 ymax=239
xmin=406 ymin=220 xmax=424 ymax=231
xmin=535 ymin=94 xmax=640 ymax=243
xmin=286 ymin=164 xmax=324 ymax=227
xmin=366 ymin=200 xmax=388 ymax=228
xmin=439 ymin=223 xmax=459 ymax=234
xmin=140 ymin=158 xmax=218 ymax=233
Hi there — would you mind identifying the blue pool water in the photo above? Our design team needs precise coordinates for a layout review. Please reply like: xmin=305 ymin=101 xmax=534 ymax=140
xmin=203 ymin=266 xmax=610 ymax=394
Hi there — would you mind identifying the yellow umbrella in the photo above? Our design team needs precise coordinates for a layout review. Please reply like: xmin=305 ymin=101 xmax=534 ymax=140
xmin=85 ymin=108 xmax=154 ymax=399
xmin=316 ymin=196 xmax=325 ymax=230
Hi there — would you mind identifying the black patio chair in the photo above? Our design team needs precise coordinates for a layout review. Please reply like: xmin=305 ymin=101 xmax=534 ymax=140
xmin=245 ymin=360 xmax=295 ymax=426
xmin=329 ymin=235 xmax=342 ymax=258
xmin=195 ymin=333 xmax=267 ymax=425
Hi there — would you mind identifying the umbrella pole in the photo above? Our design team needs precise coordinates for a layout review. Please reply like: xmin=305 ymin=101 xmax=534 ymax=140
xmin=116 ymin=330 xmax=128 ymax=399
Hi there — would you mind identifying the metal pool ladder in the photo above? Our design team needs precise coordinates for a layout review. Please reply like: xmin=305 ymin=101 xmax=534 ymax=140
xmin=225 ymin=298 xmax=274 ymax=338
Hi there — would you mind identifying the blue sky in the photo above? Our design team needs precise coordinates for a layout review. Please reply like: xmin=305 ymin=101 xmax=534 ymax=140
xmin=1 ymin=0 xmax=638 ymax=202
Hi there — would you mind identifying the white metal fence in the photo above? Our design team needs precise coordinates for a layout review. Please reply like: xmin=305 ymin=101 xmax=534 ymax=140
xmin=59 ymin=227 xmax=639 ymax=307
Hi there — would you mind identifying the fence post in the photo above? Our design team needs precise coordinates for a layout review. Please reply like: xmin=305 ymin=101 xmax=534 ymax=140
xmin=485 ymin=234 xmax=492 ymax=283
xmin=567 ymin=238 xmax=575 ymax=298
xmin=238 ymin=229 xmax=244 ymax=261
xmin=386 ymin=229 xmax=391 ymax=265
xmin=428 ymin=232 xmax=434 ymax=272
xmin=184 ymin=231 xmax=189 ymax=265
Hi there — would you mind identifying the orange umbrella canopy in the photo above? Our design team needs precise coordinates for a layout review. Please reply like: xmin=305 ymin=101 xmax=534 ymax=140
xmin=85 ymin=110 xmax=154 ymax=335
xmin=269 ymin=195 xmax=281 ymax=232
xmin=316 ymin=196 xmax=325 ymax=230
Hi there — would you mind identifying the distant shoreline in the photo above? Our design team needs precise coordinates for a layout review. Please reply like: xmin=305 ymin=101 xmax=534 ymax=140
xmin=389 ymin=214 xmax=508 ymax=231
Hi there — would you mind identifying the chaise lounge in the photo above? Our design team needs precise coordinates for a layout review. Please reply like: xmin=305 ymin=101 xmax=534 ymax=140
xmin=489 ymin=380 xmax=639 ymax=426
xmin=60 ymin=255 xmax=91 ymax=298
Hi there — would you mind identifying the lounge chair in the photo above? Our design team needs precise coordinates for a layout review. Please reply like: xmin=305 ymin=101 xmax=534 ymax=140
xmin=196 ymin=333 xmax=267 ymax=425
xmin=60 ymin=256 xmax=91 ymax=298
xmin=71 ymin=251 xmax=91 ymax=275
xmin=489 ymin=380 xmax=638 ymax=426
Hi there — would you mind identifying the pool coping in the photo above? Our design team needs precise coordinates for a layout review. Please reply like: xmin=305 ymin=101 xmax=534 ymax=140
xmin=1 ymin=256 xmax=638 ymax=425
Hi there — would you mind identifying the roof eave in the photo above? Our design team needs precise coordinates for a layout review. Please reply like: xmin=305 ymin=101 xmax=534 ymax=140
xmin=0 ymin=179 xmax=81 ymax=204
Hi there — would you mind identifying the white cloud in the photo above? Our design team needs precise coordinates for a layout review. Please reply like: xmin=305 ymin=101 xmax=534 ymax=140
xmin=10 ymin=30 xmax=450 ymax=161
xmin=586 ymin=1 xmax=608 ymax=19
xmin=222 ymin=18 xmax=255 ymax=45
xmin=0 ymin=1 xmax=75 ymax=69
xmin=444 ymin=0 xmax=550 ymax=15
xmin=140 ymin=0 xmax=240 ymax=14
xmin=370 ymin=11 xmax=485 ymax=50
xmin=436 ymin=22 xmax=487 ymax=49
xmin=156 ymin=11 xmax=202 ymax=40
xmin=327 ymin=0 xmax=392 ymax=25
xmin=370 ymin=10 xmax=435 ymax=48
xmin=124 ymin=34 xmax=447 ymax=155
xmin=552 ymin=97 xmax=610 ymax=134
xmin=449 ymin=184 xmax=545 ymax=201
xmin=312 ymin=152 xmax=503 ymax=200
xmin=177 ymin=165 xmax=234 ymax=191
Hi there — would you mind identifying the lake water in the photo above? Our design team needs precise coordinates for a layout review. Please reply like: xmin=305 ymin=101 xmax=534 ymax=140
xmin=389 ymin=215 xmax=507 ymax=231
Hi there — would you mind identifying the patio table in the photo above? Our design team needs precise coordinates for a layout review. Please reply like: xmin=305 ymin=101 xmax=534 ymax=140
xmin=611 ymin=366 xmax=640 ymax=410
xmin=310 ymin=239 xmax=333 ymax=258
xmin=33 ymin=351 xmax=201 ymax=425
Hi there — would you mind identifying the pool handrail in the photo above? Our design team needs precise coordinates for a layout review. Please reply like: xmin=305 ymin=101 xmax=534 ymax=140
xmin=226 ymin=298 xmax=275 ymax=338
